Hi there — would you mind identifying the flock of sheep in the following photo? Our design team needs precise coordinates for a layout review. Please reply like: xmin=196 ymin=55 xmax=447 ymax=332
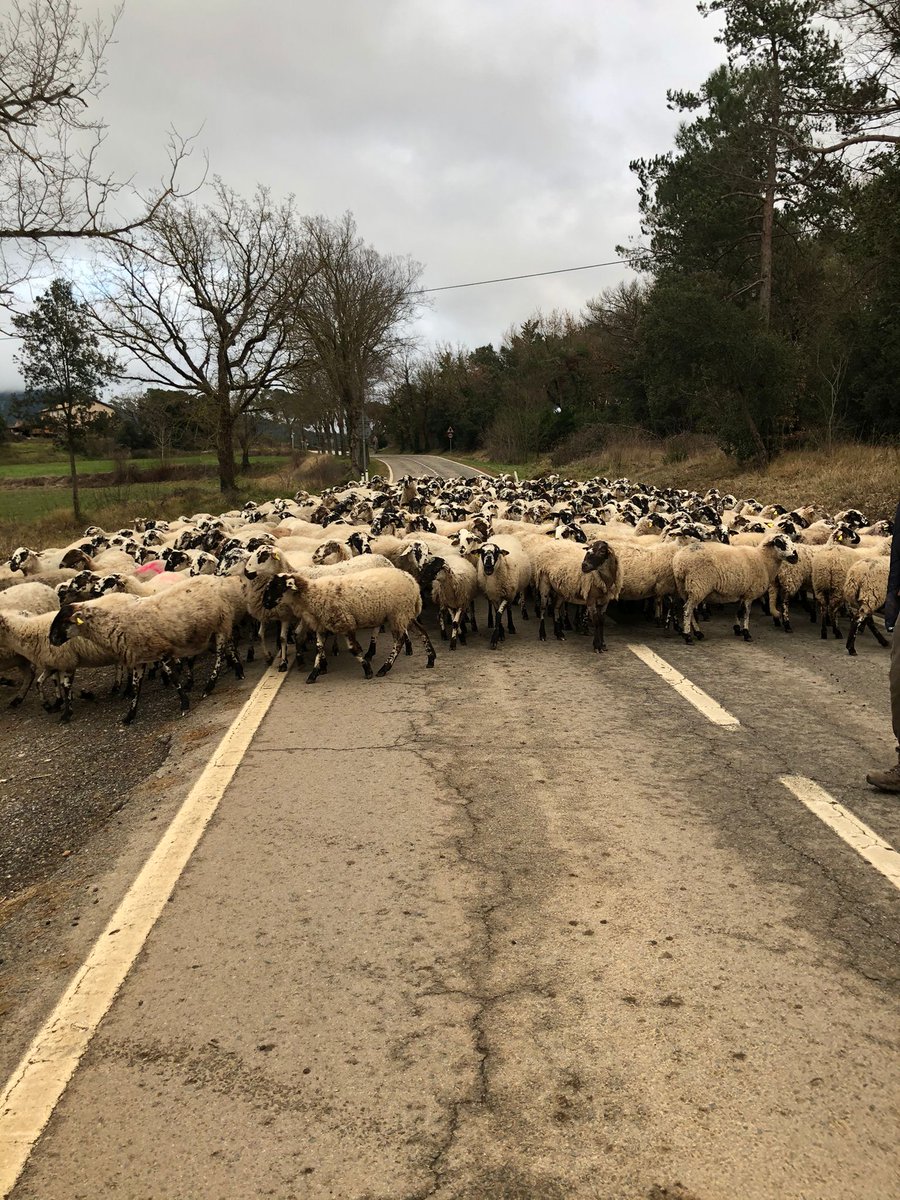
xmin=0 ymin=472 xmax=893 ymax=725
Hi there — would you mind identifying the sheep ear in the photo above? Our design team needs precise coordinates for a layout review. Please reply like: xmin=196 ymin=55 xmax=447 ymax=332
xmin=500 ymin=548 xmax=510 ymax=557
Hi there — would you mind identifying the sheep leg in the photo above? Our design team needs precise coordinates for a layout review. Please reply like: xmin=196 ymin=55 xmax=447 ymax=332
xmin=682 ymin=597 xmax=696 ymax=645
xmin=469 ymin=601 xmax=479 ymax=633
xmin=830 ymin=603 xmax=842 ymax=639
xmin=409 ymin=618 xmax=436 ymax=669
xmin=819 ymin=599 xmax=829 ymax=640
xmin=866 ymin=615 xmax=889 ymax=647
xmin=506 ymin=604 xmax=516 ymax=634
xmin=449 ymin=608 xmax=460 ymax=651
xmin=846 ymin=618 xmax=860 ymax=656
xmin=258 ymin=619 xmax=274 ymax=664
xmin=306 ymin=634 xmax=328 ymax=684
xmin=404 ymin=633 xmax=413 ymax=655
xmin=438 ymin=608 xmax=449 ymax=641
xmin=202 ymin=636 xmax=228 ymax=698
xmin=553 ymin=599 xmax=566 ymax=641
xmin=121 ymin=667 xmax=145 ymax=725
xmin=486 ymin=602 xmax=494 ymax=629
xmin=277 ymin=621 xmax=291 ymax=672
xmin=519 ymin=592 xmax=529 ymax=620
xmin=331 ymin=634 xmax=340 ymax=657
xmin=490 ymin=600 xmax=507 ymax=649
xmin=364 ymin=632 xmax=378 ymax=661
xmin=376 ymin=631 xmax=405 ymax=676
xmin=161 ymin=657 xmax=191 ymax=714
xmin=538 ymin=588 xmax=548 ymax=642
xmin=59 ymin=672 xmax=76 ymax=723
xmin=771 ymin=585 xmax=782 ymax=626
xmin=346 ymin=633 xmax=374 ymax=679
xmin=739 ymin=599 xmax=753 ymax=642
xmin=591 ymin=604 xmax=609 ymax=653
xmin=733 ymin=602 xmax=746 ymax=637
xmin=8 ymin=663 xmax=35 ymax=709
xmin=227 ymin=640 xmax=244 ymax=679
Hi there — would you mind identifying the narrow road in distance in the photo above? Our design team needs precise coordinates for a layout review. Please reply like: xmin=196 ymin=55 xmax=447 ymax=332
xmin=379 ymin=453 xmax=491 ymax=481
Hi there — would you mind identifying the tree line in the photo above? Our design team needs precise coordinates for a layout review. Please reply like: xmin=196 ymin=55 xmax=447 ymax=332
xmin=384 ymin=0 xmax=900 ymax=465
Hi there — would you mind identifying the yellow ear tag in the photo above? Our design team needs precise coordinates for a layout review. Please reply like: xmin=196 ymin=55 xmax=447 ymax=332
xmin=273 ymin=552 xmax=281 ymax=561
xmin=75 ymin=615 xmax=84 ymax=625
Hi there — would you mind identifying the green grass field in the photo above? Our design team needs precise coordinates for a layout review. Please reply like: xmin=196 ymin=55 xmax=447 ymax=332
xmin=0 ymin=446 xmax=289 ymax=479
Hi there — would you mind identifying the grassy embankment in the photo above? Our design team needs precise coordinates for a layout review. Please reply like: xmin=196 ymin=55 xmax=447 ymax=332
xmin=453 ymin=439 xmax=899 ymax=520
xmin=0 ymin=447 xmax=366 ymax=556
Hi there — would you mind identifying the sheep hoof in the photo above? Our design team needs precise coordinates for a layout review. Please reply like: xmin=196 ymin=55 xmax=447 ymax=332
xmin=9 ymin=696 xmax=23 ymax=709
xmin=733 ymin=624 xmax=741 ymax=636
xmin=741 ymin=630 xmax=753 ymax=642
xmin=277 ymin=660 xmax=288 ymax=672
xmin=375 ymin=663 xmax=392 ymax=678
xmin=264 ymin=653 xmax=274 ymax=664
xmin=783 ymin=621 xmax=793 ymax=633
xmin=847 ymin=646 xmax=857 ymax=657
xmin=362 ymin=663 xmax=374 ymax=679
xmin=426 ymin=657 xmax=436 ymax=668
xmin=305 ymin=672 xmax=319 ymax=685
xmin=60 ymin=712 xmax=72 ymax=724
xmin=233 ymin=664 xmax=244 ymax=680
xmin=246 ymin=646 xmax=255 ymax=663
xmin=694 ymin=629 xmax=705 ymax=641
xmin=832 ymin=628 xmax=843 ymax=639
xmin=773 ymin=617 xmax=781 ymax=627
xmin=683 ymin=635 xmax=693 ymax=645
xmin=820 ymin=630 xmax=828 ymax=640
xmin=121 ymin=712 xmax=135 ymax=725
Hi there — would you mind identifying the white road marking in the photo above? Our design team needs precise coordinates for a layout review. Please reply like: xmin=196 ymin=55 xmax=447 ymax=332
xmin=628 ymin=644 xmax=741 ymax=729
xmin=779 ymin=775 xmax=900 ymax=891
xmin=0 ymin=665 xmax=290 ymax=1199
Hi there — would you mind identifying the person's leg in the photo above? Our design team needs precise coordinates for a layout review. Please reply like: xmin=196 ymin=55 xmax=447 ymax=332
xmin=867 ymin=626 xmax=900 ymax=792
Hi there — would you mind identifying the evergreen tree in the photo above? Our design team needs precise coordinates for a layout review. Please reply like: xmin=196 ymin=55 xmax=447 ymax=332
xmin=13 ymin=278 xmax=119 ymax=521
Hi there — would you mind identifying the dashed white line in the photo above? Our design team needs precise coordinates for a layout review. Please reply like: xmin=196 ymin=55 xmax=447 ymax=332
xmin=0 ymin=665 xmax=290 ymax=1199
xmin=779 ymin=775 xmax=900 ymax=891
xmin=628 ymin=644 xmax=741 ymax=729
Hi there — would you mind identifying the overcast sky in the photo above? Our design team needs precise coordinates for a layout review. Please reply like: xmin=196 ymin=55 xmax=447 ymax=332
xmin=1 ymin=0 xmax=725 ymax=390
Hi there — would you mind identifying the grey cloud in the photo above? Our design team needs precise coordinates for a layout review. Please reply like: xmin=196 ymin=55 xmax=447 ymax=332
xmin=0 ymin=0 xmax=723 ymax=388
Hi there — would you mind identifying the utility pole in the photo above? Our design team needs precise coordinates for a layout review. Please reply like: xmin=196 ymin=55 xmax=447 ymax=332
xmin=447 ymin=425 xmax=454 ymax=455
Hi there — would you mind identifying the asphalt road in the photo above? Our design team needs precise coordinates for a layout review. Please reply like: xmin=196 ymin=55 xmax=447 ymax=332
xmin=379 ymin=453 xmax=490 ymax=481
xmin=5 ymin=592 xmax=898 ymax=1199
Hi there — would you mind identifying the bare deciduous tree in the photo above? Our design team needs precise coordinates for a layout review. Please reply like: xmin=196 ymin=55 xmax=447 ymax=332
xmin=293 ymin=212 xmax=424 ymax=478
xmin=96 ymin=180 xmax=313 ymax=492
xmin=0 ymin=0 xmax=199 ymax=305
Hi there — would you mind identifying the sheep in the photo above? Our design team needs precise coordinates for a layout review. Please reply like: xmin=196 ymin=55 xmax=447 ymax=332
xmin=768 ymin=543 xmax=821 ymax=632
xmin=810 ymin=525 xmax=872 ymax=640
xmin=0 ymin=582 xmax=62 ymax=704
xmin=0 ymin=568 xmax=78 ymax=594
xmin=0 ymin=601 xmax=133 ymax=720
xmin=262 ymin=567 xmax=436 ymax=684
xmin=418 ymin=554 xmax=479 ymax=650
xmin=473 ymin=536 xmax=533 ymax=648
xmin=843 ymin=556 xmax=891 ymax=656
xmin=531 ymin=538 xmax=622 ymax=653
xmin=673 ymin=533 xmax=800 ymax=644
xmin=49 ymin=575 xmax=244 ymax=723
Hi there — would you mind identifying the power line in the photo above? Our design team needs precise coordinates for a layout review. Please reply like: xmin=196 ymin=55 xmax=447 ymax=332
xmin=416 ymin=258 xmax=629 ymax=294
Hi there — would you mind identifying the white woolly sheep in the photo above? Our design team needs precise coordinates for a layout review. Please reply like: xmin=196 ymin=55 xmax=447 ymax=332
xmin=843 ymin=556 xmax=891 ymax=656
xmin=418 ymin=554 xmax=479 ymax=650
xmin=529 ymin=538 xmax=622 ymax=653
xmin=473 ymin=536 xmax=533 ymax=648
xmin=263 ymin=567 xmax=436 ymax=683
xmin=50 ymin=576 xmax=244 ymax=723
xmin=673 ymin=533 xmax=799 ymax=643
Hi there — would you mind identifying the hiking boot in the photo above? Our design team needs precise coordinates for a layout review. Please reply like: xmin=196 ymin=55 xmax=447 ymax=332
xmin=866 ymin=751 xmax=900 ymax=793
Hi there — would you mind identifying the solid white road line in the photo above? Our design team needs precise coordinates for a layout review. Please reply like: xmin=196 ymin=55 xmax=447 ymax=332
xmin=779 ymin=775 xmax=900 ymax=891
xmin=0 ymin=665 xmax=290 ymax=1199
xmin=628 ymin=644 xmax=741 ymax=729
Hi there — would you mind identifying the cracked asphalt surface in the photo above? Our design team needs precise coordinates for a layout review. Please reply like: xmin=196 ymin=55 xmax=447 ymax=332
xmin=6 ymin=591 xmax=899 ymax=1200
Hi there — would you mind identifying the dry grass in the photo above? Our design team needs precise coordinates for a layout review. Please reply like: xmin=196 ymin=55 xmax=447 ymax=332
xmin=556 ymin=439 xmax=898 ymax=519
